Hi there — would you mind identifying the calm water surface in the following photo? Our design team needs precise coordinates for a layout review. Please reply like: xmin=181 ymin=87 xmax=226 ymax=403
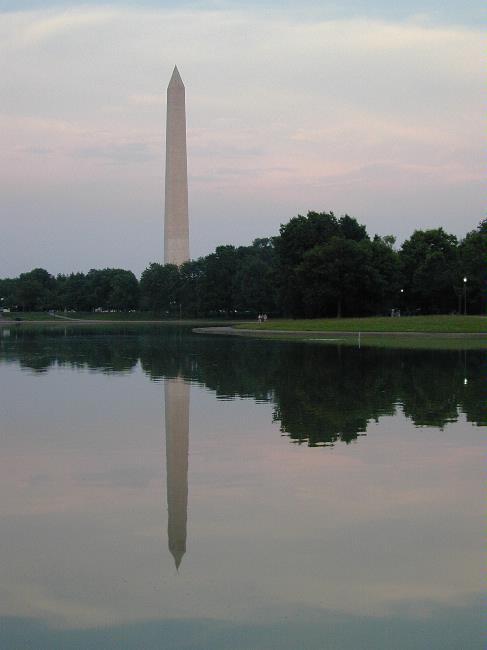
xmin=0 ymin=326 xmax=485 ymax=649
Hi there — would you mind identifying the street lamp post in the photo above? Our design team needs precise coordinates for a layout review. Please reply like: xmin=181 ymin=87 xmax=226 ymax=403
xmin=463 ymin=277 xmax=467 ymax=315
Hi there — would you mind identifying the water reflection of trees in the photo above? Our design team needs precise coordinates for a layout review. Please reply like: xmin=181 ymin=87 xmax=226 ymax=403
xmin=1 ymin=327 xmax=485 ymax=445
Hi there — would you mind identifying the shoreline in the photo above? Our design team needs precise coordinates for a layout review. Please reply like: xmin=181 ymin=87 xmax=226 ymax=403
xmin=0 ymin=319 xmax=485 ymax=340
xmin=192 ymin=326 xmax=487 ymax=339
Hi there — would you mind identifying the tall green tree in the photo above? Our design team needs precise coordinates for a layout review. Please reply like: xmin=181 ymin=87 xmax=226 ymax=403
xmin=140 ymin=263 xmax=181 ymax=313
xmin=277 ymin=211 xmax=371 ymax=316
xmin=109 ymin=270 xmax=139 ymax=311
xmin=297 ymin=237 xmax=371 ymax=317
xmin=0 ymin=278 xmax=19 ymax=310
xmin=400 ymin=228 xmax=458 ymax=313
xmin=366 ymin=235 xmax=402 ymax=313
xmin=458 ymin=219 xmax=487 ymax=314
xmin=200 ymin=245 xmax=239 ymax=315
xmin=56 ymin=272 xmax=89 ymax=311
xmin=233 ymin=238 xmax=278 ymax=314
xmin=276 ymin=211 xmax=340 ymax=315
xmin=16 ymin=268 xmax=55 ymax=311
xmin=179 ymin=259 xmax=205 ymax=317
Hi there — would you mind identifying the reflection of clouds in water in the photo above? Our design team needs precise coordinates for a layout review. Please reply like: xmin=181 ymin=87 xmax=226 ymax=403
xmin=0 ymin=402 xmax=483 ymax=636
xmin=1 ymin=594 xmax=483 ymax=649
xmin=3 ymin=581 xmax=115 ymax=630
xmin=76 ymin=466 xmax=160 ymax=489
xmin=28 ymin=473 xmax=50 ymax=487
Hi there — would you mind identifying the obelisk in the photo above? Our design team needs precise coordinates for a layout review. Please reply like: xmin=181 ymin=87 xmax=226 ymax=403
xmin=164 ymin=376 xmax=190 ymax=570
xmin=164 ymin=66 xmax=189 ymax=266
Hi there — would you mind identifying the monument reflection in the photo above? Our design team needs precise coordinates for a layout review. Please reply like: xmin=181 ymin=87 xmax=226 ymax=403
xmin=164 ymin=377 xmax=190 ymax=569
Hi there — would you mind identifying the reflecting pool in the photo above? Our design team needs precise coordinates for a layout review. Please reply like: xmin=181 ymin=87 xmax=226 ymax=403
xmin=0 ymin=325 xmax=484 ymax=649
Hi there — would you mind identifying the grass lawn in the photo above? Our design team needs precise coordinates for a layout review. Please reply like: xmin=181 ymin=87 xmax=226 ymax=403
xmin=3 ymin=313 xmax=485 ymax=334
xmin=234 ymin=315 xmax=487 ymax=334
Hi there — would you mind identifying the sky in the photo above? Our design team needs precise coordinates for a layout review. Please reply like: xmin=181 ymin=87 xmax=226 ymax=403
xmin=1 ymin=1 xmax=484 ymax=277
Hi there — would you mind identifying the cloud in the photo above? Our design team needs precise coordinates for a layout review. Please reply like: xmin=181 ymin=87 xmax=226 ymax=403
xmin=129 ymin=94 xmax=165 ymax=106
xmin=74 ymin=142 xmax=158 ymax=164
xmin=21 ymin=146 xmax=54 ymax=155
xmin=0 ymin=5 xmax=483 ymax=274
xmin=17 ymin=8 xmax=115 ymax=46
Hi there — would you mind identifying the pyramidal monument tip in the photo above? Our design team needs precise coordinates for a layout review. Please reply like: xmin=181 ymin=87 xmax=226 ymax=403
xmin=164 ymin=65 xmax=189 ymax=266
xmin=169 ymin=65 xmax=183 ymax=86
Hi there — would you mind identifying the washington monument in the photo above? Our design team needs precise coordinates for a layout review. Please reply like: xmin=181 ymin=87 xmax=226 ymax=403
xmin=164 ymin=66 xmax=189 ymax=266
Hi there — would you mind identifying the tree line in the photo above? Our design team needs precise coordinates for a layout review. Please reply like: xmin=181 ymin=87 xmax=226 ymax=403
xmin=1 ymin=212 xmax=485 ymax=317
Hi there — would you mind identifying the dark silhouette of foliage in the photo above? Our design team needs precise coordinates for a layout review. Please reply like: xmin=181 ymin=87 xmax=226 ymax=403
xmin=457 ymin=219 xmax=487 ymax=314
xmin=399 ymin=228 xmax=458 ymax=314
xmin=0 ymin=212 xmax=485 ymax=316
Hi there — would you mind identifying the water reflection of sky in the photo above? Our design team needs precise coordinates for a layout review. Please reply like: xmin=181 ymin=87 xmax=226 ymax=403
xmin=0 ymin=331 xmax=484 ymax=649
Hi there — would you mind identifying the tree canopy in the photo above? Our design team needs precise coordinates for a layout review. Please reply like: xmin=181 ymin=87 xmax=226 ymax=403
xmin=1 ymin=214 xmax=485 ymax=317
